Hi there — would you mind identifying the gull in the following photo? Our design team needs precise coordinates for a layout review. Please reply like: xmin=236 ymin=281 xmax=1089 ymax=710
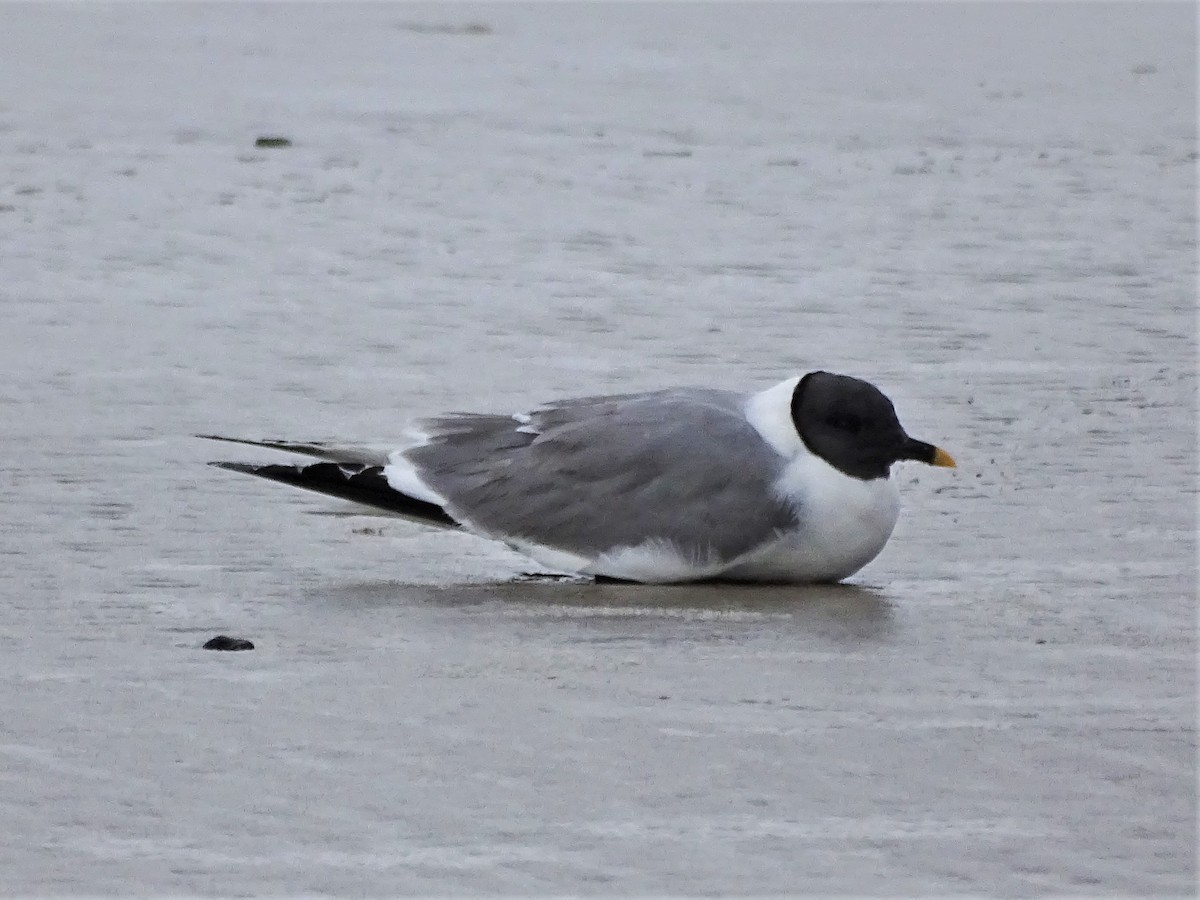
xmin=202 ymin=371 xmax=955 ymax=583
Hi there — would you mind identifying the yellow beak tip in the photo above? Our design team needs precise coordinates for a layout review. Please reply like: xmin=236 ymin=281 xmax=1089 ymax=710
xmin=932 ymin=447 xmax=957 ymax=468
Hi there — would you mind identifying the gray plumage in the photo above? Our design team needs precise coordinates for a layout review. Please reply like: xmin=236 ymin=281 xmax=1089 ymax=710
xmin=203 ymin=372 xmax=956 ymax=583
xmin=404 ymin=388 xmax=799 ymax=562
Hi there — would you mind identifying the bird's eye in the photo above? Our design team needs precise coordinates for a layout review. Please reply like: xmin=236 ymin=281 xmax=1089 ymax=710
xmin=826 ymin=412 xmax=863 ymax=433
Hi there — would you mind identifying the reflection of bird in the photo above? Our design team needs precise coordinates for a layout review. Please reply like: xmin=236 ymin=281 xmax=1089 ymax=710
xmin=203 ymin=371 xmax=955 ymax=584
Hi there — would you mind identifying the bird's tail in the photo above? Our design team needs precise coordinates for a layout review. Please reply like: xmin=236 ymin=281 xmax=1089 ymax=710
xmin=201 ymin=436 xmax=459 ymax=529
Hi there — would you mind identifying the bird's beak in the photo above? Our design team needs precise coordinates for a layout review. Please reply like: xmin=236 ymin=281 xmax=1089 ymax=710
xmin=930 ymin=446 xmax=956 ymax=468
xmin=902 ymin=438 xmax=957 ymax=468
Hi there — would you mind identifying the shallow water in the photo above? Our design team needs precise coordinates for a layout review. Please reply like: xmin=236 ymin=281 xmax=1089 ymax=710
xmin=0 ymin=3 xmax=1195 ymax=895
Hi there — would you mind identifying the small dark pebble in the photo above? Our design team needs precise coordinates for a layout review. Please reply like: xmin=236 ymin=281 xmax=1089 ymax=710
xmin=203 ymin=635 xmax=255 ymax=651
xmin=254 ymin=136 xmax=292 ymax=148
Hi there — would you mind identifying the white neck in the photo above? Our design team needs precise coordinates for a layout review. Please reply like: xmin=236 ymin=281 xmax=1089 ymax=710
xmin=743 ymin=376 xmax=804 ymax=458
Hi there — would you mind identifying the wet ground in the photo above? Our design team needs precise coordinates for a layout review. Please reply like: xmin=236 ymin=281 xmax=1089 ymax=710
xmin=0 ymin=3 xmax=1195 ymax=895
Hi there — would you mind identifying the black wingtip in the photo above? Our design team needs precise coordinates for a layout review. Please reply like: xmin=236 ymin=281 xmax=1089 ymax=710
xmin=196 ymin=433 xmax=243 ymax=444
xmin=197 ymin=434 xmax=290 ymax=450
xmin=208 ymin=460 xmax=258 ymax=473
xmin=207 ymin=458 xmax=459 ymax=528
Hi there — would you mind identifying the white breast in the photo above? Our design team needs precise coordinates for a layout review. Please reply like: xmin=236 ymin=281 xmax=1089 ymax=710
xmin=723 ymin=453 xmax=899 ymax=582
xmin=723 ymin=378 xmax=902 ymax=583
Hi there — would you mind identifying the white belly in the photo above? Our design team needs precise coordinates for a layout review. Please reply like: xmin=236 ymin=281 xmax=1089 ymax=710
xmin=719 ymin=453 xmax=901 ymax=583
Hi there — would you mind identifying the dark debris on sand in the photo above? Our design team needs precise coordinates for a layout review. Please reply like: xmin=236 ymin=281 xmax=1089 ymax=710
xmin=203 ymin=635 xmax=255 ymax=651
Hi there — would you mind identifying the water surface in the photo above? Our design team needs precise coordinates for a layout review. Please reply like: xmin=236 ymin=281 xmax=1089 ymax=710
xmin=0 ymin=3 xmax=1195 ymax=895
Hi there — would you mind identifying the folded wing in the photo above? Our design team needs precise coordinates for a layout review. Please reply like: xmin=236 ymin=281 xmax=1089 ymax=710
xmin=401 ymin=388 xmax=798 ymax=564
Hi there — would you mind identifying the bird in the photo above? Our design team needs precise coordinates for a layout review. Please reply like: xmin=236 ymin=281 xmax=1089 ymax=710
xmin=201 ymin=371 xmax=955 ymax=584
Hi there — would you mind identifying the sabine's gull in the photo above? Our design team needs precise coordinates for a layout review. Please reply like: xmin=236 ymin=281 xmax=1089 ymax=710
xmin=202 ymin=371 xmax=955 ymax=583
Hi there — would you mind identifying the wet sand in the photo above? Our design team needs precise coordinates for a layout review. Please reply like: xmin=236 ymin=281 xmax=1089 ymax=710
xmin=0 ymin=3 xmax=1195 ymax=894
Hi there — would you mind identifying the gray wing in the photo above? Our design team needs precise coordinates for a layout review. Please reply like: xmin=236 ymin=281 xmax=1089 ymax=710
xmin=404 ymin=388 xmax=798 ymax=562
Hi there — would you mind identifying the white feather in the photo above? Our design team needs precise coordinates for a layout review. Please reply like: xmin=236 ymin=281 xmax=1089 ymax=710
xmin=723 ymin=453 xmax=900 ymax=582
xmin=382 ymin=451 xmax=446 ymax=506
xmin=585 ymin=540 xmax=727 ymax=584
xmin=502 ymin=538 xmax=592 ymax=575
xmin=743 ymin=376 xmax=803 ymax=457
